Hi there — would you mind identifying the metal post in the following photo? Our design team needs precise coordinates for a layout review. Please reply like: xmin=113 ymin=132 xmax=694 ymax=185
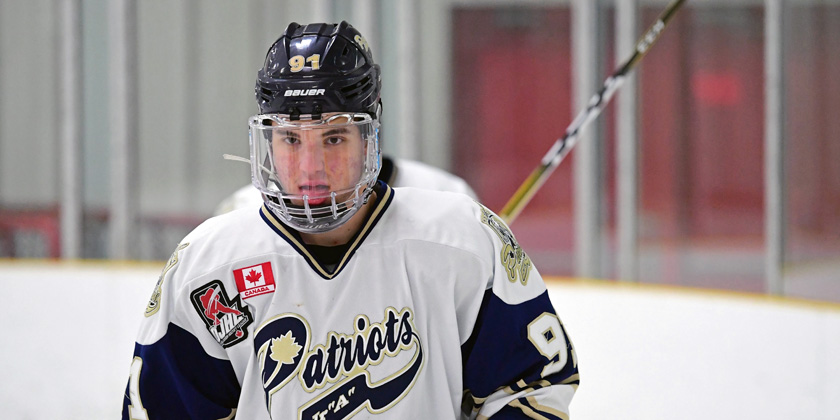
xmin=616 ymin=0 xmax=639 ymax=281
xmin=764 ymin=0 xmax=785 ymax=295
xmin=351 ymin=0 xmax=378 ymax=54
xmin=572 ymin=0 xmax=603 ymax=278
xmin=108 ymin=0 xmax=138 ymax=260
xmin=310 ymin=0 xmax=333 ymax=23
xmin=418 ymin=0 xmax=452 ymax=170
xmin=393 ymin=0 xmax=419 ymax=160
xmin=60 ymin=0 xmax=83 ymax=259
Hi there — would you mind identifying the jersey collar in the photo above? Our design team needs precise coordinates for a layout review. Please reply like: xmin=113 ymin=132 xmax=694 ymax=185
xmin=259 ymin=181 xmax=394 ymax=279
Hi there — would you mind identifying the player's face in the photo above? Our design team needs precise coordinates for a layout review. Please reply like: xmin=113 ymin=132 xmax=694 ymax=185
xmin=271 ymin=117 xmax=366 ymax=206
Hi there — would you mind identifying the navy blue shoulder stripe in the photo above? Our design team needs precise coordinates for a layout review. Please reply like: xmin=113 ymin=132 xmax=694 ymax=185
xmin=123 ymin=323 xmax=239 ymax=419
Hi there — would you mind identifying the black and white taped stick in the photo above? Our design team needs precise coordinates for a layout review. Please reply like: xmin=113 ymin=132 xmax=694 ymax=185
xmin=498 ymin=0 xmax=687 ymax=224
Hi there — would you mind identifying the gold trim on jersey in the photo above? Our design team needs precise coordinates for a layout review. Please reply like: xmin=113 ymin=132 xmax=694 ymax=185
xmin=462 ymin=390 xmax=487 ymax=417
xmin=259 ymin=184 xmax=393 ymax=279
xmin=508 ymin=398 xmax=569 ymax=420
xmin=560 ymin=374 xmax=580 ymax=386
xmin=489 ymin=378 xmax=576 ymax=419
xmin=145 ymin=242 xmax=189 ymax=317
xmin=218 ymin=409 xmax=236 ymax=420
xmin=478 ymin=204 xmax=532 ymax=286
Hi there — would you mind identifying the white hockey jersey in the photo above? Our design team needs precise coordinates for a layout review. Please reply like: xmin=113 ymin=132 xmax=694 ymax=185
xmin=213 ymin=157 xmax=478 ymax=216
xmin=123 ymin=182 xmax=578 ymax=420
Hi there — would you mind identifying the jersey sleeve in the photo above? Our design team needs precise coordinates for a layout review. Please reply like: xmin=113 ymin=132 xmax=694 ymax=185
xmin=122 ymin=242 xmax=242 ymax=420
xmin=461 ymin=205 xmax=579 ymax=419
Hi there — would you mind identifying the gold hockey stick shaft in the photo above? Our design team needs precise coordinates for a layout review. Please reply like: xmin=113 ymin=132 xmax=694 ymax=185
xmin=498 ymin=0 xmax=687 ymax=224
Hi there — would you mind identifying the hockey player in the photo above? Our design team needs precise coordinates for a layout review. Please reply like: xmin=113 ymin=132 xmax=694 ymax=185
xmin=123 ymin=21 xmax=578 ymax=420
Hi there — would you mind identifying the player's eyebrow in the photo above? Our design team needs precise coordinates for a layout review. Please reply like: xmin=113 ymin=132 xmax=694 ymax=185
xmin=321 ymin=127 xmax=350 ymax=137
xmin=277 ymin=130 xmax=300 ymax=139
xmin=275 ymin=127 xmax=350 ymax=140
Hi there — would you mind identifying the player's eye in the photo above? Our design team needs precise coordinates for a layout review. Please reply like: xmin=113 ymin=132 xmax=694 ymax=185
xmin=324 ymin=136 xmax=344 ymax=145
xmin=283 ymin=136 xmax=300 ymax=145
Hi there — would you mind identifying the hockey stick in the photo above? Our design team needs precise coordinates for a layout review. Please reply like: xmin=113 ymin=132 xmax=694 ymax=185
xmin=498 ymin=0 xmax=687 ymax=224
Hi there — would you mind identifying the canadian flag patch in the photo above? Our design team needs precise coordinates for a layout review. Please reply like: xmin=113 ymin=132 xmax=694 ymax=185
xmin=233 ymin=262 xmax=276 ymax=299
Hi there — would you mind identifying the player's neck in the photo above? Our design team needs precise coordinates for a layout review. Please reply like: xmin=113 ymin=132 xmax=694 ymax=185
xmin=298 ymin=191 xmax=378 ymax=247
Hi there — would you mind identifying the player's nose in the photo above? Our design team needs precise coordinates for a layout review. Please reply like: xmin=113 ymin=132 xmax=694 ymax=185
xmin=297 ymin=140 xmax=326 ymax=175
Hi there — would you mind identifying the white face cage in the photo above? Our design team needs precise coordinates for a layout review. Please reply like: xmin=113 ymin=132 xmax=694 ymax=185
xmin=248 ymin=113 xmax=381 ymax=233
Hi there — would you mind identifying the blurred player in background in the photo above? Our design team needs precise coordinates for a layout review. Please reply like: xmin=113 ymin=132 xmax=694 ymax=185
xmin=123 ymin=21 xmax=578 ymax=419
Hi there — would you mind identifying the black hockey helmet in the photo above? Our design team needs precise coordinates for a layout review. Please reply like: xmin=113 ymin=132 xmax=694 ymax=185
xmin=255 ymin=21 xmax=381 ymax=120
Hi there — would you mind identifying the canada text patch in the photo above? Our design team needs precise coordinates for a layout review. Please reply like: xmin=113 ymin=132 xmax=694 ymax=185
xmin=233 ymin=262 xmax=276 ymax=300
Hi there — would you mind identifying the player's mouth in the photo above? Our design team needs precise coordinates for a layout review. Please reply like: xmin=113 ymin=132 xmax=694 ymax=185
xmin=299 ymin=184 xmax=330 ymax=205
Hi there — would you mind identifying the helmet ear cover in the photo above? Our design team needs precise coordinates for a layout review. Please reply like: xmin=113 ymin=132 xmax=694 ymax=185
xmin=255 ymin=21 xmax=382 ymax=120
